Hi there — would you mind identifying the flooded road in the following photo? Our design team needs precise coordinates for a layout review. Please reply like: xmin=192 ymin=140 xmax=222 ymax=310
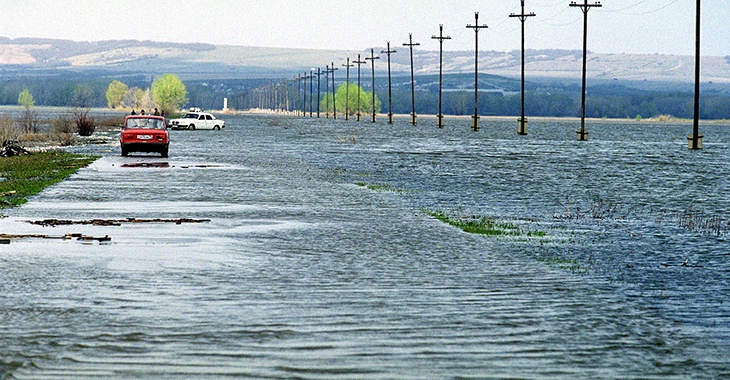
xmin=1 ymin=114 xmax=729 ymax=378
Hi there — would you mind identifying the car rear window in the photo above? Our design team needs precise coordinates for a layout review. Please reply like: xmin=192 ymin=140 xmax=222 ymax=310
xmin=126 ymin=118 xmax=165 ymax=129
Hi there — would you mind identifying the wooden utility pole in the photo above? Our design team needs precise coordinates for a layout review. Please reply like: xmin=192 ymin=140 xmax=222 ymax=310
xmin=690 ymin=0 xmax=703 ymax=149
xmin=381 ymin=42 xmax=397 ymax=124
xmin=432 ymin=25 xmax=451 ymax=128
xmin=342 ymin=58 xmax=354 ymax=120
xmin=302 ymin=72 xmax=308 ymax=117
xmin=324 ymin=65 xmax=330 ymax=118
xmin=353 ymin=54 xmax=367 ymax=121
xmin=570 ymin=0 xmax=601 ymax=141
xmin=296 ymin=74 xmax=302 ymax=117
xmin=284 ymin=79 xmax=289 ymax=114
xmin=314 ymin=68 xmax=322 ymax=118
xmin=330 ymin=62 xmax=338 ymax=119
xmin=466 ymin=12 xmax=488 ymax=131
xmin=365 ymin=48 xmax=380 ymax=122
xmin=403 ymin=33 xmax=420 ymax=126
xmin=510 ymin=0 xmax=536 ymax=135
xmin=309 ymin=69 xmax=314 ymax=117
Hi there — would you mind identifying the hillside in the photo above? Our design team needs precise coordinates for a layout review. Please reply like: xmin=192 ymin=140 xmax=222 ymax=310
xmin=1 ymin=37 xmax=729 ymax=84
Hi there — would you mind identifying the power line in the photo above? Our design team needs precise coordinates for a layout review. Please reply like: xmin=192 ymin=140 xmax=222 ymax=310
xmin=602 ymin=0 xmax=682 ymax=15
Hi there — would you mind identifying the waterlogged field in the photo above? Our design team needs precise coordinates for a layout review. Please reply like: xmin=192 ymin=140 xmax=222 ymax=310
xmin=1 ymin=112 xmax=729 ymax=379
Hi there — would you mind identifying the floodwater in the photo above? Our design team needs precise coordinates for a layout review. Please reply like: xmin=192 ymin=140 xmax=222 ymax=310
xmin=1 ymin=113 xmax=729 ymax=379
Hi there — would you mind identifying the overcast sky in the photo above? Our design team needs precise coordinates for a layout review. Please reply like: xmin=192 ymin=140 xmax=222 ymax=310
xmin=0 ymin=0 xmax=727 ymax=56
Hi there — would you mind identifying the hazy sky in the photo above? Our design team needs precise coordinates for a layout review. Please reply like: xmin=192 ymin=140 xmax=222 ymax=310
xmin=1 ymin=0 xmax=727 ymax=56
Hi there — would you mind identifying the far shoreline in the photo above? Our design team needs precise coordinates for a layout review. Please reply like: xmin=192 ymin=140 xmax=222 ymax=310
xmin=235 ymin=108 xmax=730 ymax=126
xmin=0 ymin=105 xmax=728 ymax=128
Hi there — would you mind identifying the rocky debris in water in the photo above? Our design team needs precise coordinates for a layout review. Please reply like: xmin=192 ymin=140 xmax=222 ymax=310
xmin=28 ymin=217 xmax=211 ymax=227
xmin=660 ymin=258 xmax=704 ymax=268
xmin=0 ymin=233 xmax=111 ymax=243
xmin=179 ymin=164 xmax=224 ymax=169
xmin=121 ymin=162 xmax=170 ymax=168
xmin=118 ymin=162 xmax=225 ymax=169
xmin=0 ymin=142 xmax=31 ymax=157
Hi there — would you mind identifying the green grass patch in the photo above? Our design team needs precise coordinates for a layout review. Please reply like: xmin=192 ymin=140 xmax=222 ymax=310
xmin=0 ymin=152 xmax=99 ymax=208
xmin=425 ymin=209 xmax=546 ymax=237
xmin=355 ymin=182 xmax=407 ymax=193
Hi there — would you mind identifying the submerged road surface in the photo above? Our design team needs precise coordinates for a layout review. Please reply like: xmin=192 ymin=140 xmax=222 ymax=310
xmin=1 ymin=114 xmax=729 ymax=379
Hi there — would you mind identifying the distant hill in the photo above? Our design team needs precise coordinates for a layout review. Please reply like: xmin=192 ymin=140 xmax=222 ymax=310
xmin=1 ymin=37 xmax=729 ymax=84
xmin=1 ymin=37 xmax=729 ymax=119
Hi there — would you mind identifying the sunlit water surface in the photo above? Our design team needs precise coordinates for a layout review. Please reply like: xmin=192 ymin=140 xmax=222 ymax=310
xmin=1 ymin=113 xmax=729 ymax=379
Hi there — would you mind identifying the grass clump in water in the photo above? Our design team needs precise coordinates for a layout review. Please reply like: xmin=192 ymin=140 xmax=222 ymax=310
xmin=425 ymin=209 xmax=545 ymax=237
xmin=356 ymin=182 xmax=407 ymax=193
xmin=0 ymin=152 xmax=99 ymax=208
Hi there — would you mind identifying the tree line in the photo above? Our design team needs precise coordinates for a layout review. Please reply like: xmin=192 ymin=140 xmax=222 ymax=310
xmin=0 ymin=74 xmax=187 ymax=115
xmin=104 ymin=74 xmax=187 ymax=115
xmin=1 ymin=74 xmax=729 ymax=120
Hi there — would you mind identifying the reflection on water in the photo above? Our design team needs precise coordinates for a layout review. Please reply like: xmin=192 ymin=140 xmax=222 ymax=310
xmin=1 ymin=113 xmax=729 ymax=379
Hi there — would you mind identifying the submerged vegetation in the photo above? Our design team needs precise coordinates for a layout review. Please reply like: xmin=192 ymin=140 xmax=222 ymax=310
xmin=355 ymin=182 xmax=408 ymax=193
xmin=0 ymin=152 xmax=99 ymax=208
xmin=425 ymin=209 xmax=546 ymax=238
xmin=678 ymin=207 xmax=730 ymax=236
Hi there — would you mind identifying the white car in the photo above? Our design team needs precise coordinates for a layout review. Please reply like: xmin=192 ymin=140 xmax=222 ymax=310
xmin=168 ymin=112 xmax=225 ymax=130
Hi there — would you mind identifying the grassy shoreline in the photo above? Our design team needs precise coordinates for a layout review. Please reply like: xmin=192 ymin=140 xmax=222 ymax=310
xmin=0 ymin=152 xmax=99 ymax=209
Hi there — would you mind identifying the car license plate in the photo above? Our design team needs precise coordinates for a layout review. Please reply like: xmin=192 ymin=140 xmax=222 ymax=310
xmin=137 ymin=134 xmax=153 ymax=140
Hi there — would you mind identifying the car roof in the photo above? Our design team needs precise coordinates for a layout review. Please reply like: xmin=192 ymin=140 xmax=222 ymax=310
xmin=125 ymin=115 xmax=166 ymax=120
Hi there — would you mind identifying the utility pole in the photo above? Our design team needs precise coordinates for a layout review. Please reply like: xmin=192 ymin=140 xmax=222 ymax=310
xmin=309 ymin=69 xmax=314 ymax=117
xmin=365 ymin=48 xmax=380 ymax=123
xmin=302 ymin=72 xmax=308 ymax=117
xmin=324 ymin=65 xmax=331 ymax=118
xmin=330 ymin=62 xmax=338 ymax=119
xmin=381 ymin=42 xmax=397 ymax=124
xmin=510 ymin=0 xmax=536 ymax=135
xmin=342 ymin=58 xmax=354 ymax=120
xmin=570 ymin=0 xmax=601 ymax=141
xmin=284 ymin=79 xmax=289 ymax=114
xmin=275 ymin=81 xmax=281 ymax=112
xmin=403 ymin=33 xmax=420 ymax=126
xmin=353 ymin=54 xmax=367 ymax=121
xmin=315 ymin=68 xmax=322 ymax=118
xmin=432 ymin=25 xmax=451 ymax=128
xmin=466 ymin=12 xmax=488 ymax=132
xmin=690 ymin=0 xmax=703 ymax=149
xmin=296 ymin=74 xmax=302 ymax=117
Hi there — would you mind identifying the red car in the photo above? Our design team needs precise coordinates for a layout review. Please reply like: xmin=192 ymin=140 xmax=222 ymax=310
xmin=120 ymin=115 xmax=170 ymax=157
